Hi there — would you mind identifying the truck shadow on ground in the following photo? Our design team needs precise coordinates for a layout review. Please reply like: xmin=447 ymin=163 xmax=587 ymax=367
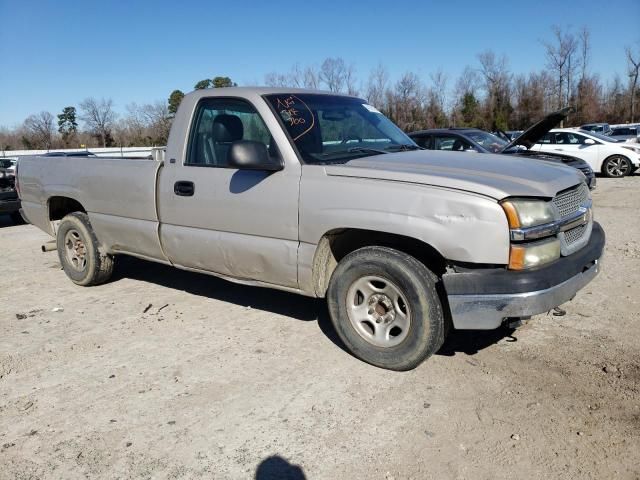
xmin=113 ymin=255 xmax=517 ymax=358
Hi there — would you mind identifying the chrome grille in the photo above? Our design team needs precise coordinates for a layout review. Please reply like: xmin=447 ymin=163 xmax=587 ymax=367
xmin=553 ymin=184 xmax=589 ymax=218
xmin=564 ymin=224 xmax=587 ymax=245
xmin=553 ymin=184 xmax=592 ymax=256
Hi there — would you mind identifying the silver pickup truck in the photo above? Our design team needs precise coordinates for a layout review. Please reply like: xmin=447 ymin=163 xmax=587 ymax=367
xmin=17 ymin=88 xmax=605 ymax=370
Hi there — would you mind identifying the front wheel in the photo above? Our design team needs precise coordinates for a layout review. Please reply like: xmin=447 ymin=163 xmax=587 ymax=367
xmin=56 ymin=212 xmax=114 ymax=286
xmin=327 ymin=246 xmax=445 ymax=371
xmin=602 ymin=155 xmax=631 ymax=178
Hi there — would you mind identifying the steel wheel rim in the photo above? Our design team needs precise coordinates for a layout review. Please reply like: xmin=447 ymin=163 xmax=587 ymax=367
xmin=64 ymin=229 xmax=87 ymax=272
xmin=606 ymin=156 xmax=629 ymax=177
xmin=346 ymin=275 xmax=411 ymax=348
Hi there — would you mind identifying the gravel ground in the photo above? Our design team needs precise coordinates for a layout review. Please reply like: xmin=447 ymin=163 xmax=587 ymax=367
xmin=1 ymin=176 xmax=639 ymax=480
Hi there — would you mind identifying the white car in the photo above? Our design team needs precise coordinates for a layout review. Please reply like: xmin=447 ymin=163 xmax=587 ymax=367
xmin=0 ymin=158 xmax=17 ymax=178
xmin=533 ymin=128 xmax=640 ymax=177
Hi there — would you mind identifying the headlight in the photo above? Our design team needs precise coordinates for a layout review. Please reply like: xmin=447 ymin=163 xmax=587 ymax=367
xmin=621 ymin=145 xmax=640 ymax=154
xmin=501 ymin=199 xmax=556 ymax=228
xmin=509 ymin=237 xmax=561 ymax=270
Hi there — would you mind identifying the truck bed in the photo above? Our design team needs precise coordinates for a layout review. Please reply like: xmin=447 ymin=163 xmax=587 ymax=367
xmin=18 ymin=155 xmax=165 ymax=259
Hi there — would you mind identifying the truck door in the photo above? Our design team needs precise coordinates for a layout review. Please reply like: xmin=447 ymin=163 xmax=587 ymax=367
xmin=157 ymin=97 xmax=300 ymax=288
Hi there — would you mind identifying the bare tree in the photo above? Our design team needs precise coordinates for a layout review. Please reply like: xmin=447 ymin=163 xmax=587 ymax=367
xmin=429 ymin=70 xmax=448 ymax=111
xmin=477 ymin=50 xmax=512 ymax=129
xmin=123 ymin=101 xmax=171 ymax=145
xmin=265 ymin=63 xmax=321 ymax=90
xmin=264 ymin=72 xmax=291 ymax=87
xmin=140 ymin=102 xmax=171 ymax=143
xmin=542 ymin=26 xmax=578 ymax=110
xmin=303 ymin=65 xmax=320 ymax=89
xmin=79 ymin=97 xmax=116 ymax=147
xmin=23 ymin=111 xmax=55 ymax=149
xmin=366 ymin=63 xmax=390 ymax=110
xmin=603 ymin=74 xmax=626 ymax=122
xmin=579 ymin=26 xmax=591 ymax=81
xmin=626 ymin=45 xmax=640 ymax=123
xmin=319 ymin=57 xmax=348 ymax=92
xmin=345 ymin=63 xmax=358 ymax=96
xmin=478 ymin=51 xmax=510 ymax=94
xmin=392 ymin=72 xmax=425 ymax=131
xmin=455 ymin=66 xmax=480 ymax=97
xmin=289 ymin=63 xmax=305 ymax=88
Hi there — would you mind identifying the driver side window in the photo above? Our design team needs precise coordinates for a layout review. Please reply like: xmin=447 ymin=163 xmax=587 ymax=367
xmin=186 ymin=98 xmax=272 ymax=167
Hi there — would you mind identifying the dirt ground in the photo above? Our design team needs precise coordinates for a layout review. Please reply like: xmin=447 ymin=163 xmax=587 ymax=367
xmin=1 ymin=176 xmax=639 ymax=480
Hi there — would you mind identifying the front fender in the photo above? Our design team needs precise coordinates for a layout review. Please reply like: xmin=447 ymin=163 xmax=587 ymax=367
xmin=300 ymin=174 xmax=510 ymax=265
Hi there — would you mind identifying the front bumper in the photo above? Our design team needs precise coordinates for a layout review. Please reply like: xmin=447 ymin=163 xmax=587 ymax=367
xmin=443 ymin=222 xmax=605 ymax=330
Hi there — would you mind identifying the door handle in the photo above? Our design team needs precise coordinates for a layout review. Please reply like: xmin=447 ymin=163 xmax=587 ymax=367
xmin=174 ymin=181 xmax=195 ymax=196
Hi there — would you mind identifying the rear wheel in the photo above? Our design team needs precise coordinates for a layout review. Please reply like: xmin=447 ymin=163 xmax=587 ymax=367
xmin=56 ymin=212 xmax=114 ymax=286
xmin=327 ymin=246 xmax=445 ymax=371
xmin=602 ymin=155 xmax=631 ymax=178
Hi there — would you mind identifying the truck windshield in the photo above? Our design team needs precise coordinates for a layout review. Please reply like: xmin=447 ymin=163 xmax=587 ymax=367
xmin=264 ymin=94 xmax=418 ymax=164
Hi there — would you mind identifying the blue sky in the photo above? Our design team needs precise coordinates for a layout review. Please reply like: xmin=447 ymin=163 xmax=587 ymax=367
xmin=1 ymin=0 xmax=638 ymax=127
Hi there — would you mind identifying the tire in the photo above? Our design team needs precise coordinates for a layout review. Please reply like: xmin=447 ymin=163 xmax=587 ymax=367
xmin=601 ymin=155 xmax=631 ymax=178
xmin=326 ymin=246 xmax=445 ymax=371
xmin=10 ymin=211 xmax=25 ymax=224
xmin=56 ymin=212 xmax=114 ymax=286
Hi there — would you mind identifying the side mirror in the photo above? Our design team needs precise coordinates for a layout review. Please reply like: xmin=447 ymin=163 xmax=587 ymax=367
xmin=228 ymin=140 xmax=283 ymax=172
xmin=584 ymin=138 xmax=596 ymax=145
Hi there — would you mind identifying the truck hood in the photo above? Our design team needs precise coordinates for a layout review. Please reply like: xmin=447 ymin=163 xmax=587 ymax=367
xmin=325 ymin=150 xmax=584 ymax=200
xmin=502 ymin=107 xmax=572 ymax=151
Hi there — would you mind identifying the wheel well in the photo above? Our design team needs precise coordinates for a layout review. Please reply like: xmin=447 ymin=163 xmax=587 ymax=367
xmin=312 ymin=228 xmax=446 ymax=297
xmin=48 ymin=196 xmax=86 ymax=221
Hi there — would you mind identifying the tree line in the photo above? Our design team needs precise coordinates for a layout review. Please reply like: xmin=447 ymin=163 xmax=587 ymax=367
xmin=1 ymin=26 xmax=638 ymax=151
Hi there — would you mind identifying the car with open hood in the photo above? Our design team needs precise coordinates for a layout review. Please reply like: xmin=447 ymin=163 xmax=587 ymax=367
xmin=408 ymin=108 xmax=596 ymax=189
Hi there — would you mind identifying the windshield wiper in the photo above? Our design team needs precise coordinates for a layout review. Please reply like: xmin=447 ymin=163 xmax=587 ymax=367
xmin=385 ymin=144 xmax=422 ymax=152
xmin=347 ymin=146 xmax=389 ymax=155
xmin=318 ymin=147 xmax=389 ymax=159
